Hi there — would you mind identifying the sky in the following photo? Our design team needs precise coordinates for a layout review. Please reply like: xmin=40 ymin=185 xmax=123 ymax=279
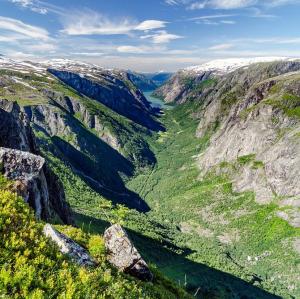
xmin=0 ymin=0 xmax=300 ymax=71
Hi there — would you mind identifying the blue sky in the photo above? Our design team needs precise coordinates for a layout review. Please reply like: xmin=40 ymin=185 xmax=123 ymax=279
xmin=0 ymin=0 xmax=300 ymax=71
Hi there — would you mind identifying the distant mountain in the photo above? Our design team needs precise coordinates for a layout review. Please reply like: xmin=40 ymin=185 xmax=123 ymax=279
xmin=154 ymin=57 xmax=296 ymax=103
xmin=126 ymin=71 xmax=157 ymax=91
xmin=143 ymin=72 xmax=173 ymax=88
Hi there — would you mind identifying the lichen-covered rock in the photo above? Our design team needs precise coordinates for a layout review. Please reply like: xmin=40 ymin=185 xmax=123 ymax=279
xmin=104 ymin=224 xmax=153 ymax=281
xmin=43 ymin=224 xmax=96 ymax=267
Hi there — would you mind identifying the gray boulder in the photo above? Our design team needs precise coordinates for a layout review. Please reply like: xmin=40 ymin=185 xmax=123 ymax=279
xmin=104 ymin=224 xmax=153 ymax=281
xmin=43 ymin=224 xmax=96 ymax=267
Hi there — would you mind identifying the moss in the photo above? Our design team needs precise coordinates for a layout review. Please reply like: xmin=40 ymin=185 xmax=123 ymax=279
xmin=252 ymin=160 xmax=264 ymax=169
xmin=237 ymin=154 xmax=256 ymax=165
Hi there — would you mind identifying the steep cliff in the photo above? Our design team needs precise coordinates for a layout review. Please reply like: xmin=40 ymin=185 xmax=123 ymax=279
xmin=0 ymin=99 xmax=73 ymax=223
xmin=196 ymin=64 xmax=300 ymax=227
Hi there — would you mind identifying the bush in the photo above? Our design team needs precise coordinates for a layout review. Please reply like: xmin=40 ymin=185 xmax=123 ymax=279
xmin=0 ymin=188 xmax=192 ymax=298
xmin=88 ymin=235 xmax=106 ymax=260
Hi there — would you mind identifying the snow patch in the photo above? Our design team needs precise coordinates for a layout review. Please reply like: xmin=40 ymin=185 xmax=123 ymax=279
xmin=185 ymin=57 xmax=298 ymax=75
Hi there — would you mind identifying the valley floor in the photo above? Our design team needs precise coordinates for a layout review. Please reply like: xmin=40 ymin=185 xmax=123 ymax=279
xmin=53 ymin=100 xmax=299 ymax=299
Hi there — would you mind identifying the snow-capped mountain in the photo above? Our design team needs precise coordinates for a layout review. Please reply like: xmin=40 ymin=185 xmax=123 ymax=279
xmin=184 ymin=57 xmax=297 ymax=75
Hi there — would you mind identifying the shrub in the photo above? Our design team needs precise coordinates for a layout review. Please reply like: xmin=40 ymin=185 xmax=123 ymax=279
xmin=0 ymin=189 xmax=192 ymax=298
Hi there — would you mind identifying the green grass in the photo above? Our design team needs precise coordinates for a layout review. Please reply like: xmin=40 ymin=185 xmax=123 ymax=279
xmin=0 ymin=183 xmax=192 ymax=299
xmin=265 ymin=92 xmax=300 ymax=119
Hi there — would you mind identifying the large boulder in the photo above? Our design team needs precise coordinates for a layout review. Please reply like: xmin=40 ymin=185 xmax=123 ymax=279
xmin=104 ymin=224 xmax=153 ymax=281
xmin=43 ymin=224 xmax=96 ymax=267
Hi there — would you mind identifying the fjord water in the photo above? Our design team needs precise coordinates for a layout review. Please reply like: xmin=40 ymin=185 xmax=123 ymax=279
xmin=143 ymin=90 xmax=172 ymax=109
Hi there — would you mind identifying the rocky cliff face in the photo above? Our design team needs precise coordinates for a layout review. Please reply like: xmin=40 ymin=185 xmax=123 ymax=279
xmin=0 ymin=99 xmax=73 ymax=224
xmin=187 ymin=61 xmax=300 ymax=227
xmin=155 ymin=58 xmax=298 ymax=104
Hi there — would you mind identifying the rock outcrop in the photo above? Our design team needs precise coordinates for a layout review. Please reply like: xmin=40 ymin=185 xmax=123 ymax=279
xmin=0 ymin=99 xmax=73 ymax=224
xmin=104 ymin=224 xmax=153 ymax=281
xmin=43 ymin=224 xmax=96 ymax=267
xmin=25 ymin=91 xmax=120 ymax=152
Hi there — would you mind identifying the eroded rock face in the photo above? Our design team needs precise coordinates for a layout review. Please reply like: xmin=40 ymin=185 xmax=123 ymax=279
xmin=153 ymin=70 xmax=214 ymax=104
xmin=43 ymin=224 xmax=96 ymax=267
xmin=25 ymin=93 xmax=120 ymax=152
xmin=104 ymin=224 xmax=153 ymax=281
xmin=0 ymin=99 xmax=73 ymax=224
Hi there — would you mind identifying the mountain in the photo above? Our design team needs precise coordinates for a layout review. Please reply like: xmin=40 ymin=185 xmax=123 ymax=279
xmin=154 ymin=57 xmax=296 ymax=103
xmin=1 ymin=55 xmax=300 ymax=299
xmin=143 ymin=72 xmax=173 ymax=87
xmin=144 ymin=58 xmax=300 ymax=298
xmin=0 ymin=56 xmax=192 ymax=299
xmin=126 ymin=71 xmax=158 ymax=91
xmin=0 ymin=56 xmax=159 ymax=211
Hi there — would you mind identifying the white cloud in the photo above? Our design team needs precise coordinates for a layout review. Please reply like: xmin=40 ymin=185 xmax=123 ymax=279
xmin=182 ymin=0 xmax=259 ymax=10
xmin=0 ymin=16 xmax=50 ymax=40
xmin=265 ymin=0 xmax=300 ymax=7
xmin=71 ymin=52 xmax=104 ymax=56
xmin=189 ymin=14 xmax=235 ymax=20
xmin=208 ymin=0 xmax=257 ymax=9
xmin=209 ymin=43 xmax=234 ymax=50
xmin=135 ymin=20 xmax=167 ymax=31
xmin=9 ymin=0 xmax=48 ymax=14
xmin=168 ymin=0 xmax=300 ymax=10
xmin=188 ymin=1 xmax=207 ymax=9
xmin=220 ymin=20 xmax=236 ymax=24
xmin=61 ymin=12 xmax=169 ymax=36
xmin=141 ymin=30 xmax=183 ymax=44
xmin=61 ymin=12 xmax=136 ymax=35
xmin=117 ymin=45 xmax=151 ymax=54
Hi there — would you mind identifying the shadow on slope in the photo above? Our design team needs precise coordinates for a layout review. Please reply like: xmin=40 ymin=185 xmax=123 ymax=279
xmin=75 ymin=212 xmax=281 ymax=299
xmin=52 ymin=136 xmax=150 ymax=212
xmin=32 ymin=110 xmax=150 ymax=212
